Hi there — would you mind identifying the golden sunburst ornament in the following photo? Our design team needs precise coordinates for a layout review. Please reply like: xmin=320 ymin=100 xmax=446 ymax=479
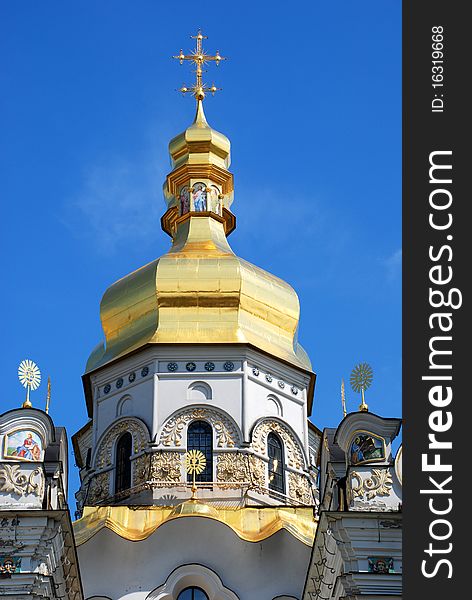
xmin=350 ymin=362 xmax=373 ymax=412
xmin=185 ymin=449 xmax=207 ymax=499
xmin=18 ymin=359 xmax=41 ymax=408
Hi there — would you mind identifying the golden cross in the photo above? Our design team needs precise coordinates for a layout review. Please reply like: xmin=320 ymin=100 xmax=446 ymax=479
xmin=173 ymin=30 xmax=226 ymax=101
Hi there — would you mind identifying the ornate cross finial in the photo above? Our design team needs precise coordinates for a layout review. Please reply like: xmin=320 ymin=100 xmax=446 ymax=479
xmin=173 ymin=29 xmax=226 ymax=101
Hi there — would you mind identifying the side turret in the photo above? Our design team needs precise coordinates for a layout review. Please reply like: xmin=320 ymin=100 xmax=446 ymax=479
xmin=0 ymin=381 xmax=83 ymax=599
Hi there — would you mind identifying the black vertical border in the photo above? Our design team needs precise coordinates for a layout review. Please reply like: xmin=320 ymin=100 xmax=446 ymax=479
xmin=403 ymin=2 xmax=469 ymax=597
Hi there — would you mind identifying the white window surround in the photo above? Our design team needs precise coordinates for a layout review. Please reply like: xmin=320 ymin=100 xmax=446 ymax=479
xmin=116 ymin=394 xmax=133 ymax=417
xmin=188 ymin=381 xmax=213 ymax=401
xmin=146 ymin=564 xmax=239 ymax=600
xmin=265 ymin=394 xmax=283 ymax=417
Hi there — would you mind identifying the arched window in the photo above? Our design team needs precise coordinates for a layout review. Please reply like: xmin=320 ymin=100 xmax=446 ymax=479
xmin=187 ymin=420 xmax=213 ymax=483
xmin=115 ymin=432 xmax=132 ymax=493
xmin=268 ymin=432 xmax=285 ymax=494
xmin=177 ymin=588 xmax=209 ymax=600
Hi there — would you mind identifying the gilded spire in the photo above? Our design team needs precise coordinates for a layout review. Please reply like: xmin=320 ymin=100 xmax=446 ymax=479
xmin=162 ymin=30 xmax=234 ymax=239
xmin=174 ymin=30 xmax=225 ymax=101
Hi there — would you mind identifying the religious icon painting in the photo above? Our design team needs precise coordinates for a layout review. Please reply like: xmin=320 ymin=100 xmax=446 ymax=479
xmin=368 ymin=557 xmax=394 ymax=574
xmin=208 ymin=185 xmax=221 ymax=214
xmin=3 ymin=429 xmax=43 ymax=462
xmin=192 ymin=183 xmax=207 ymax=211
xmin=0 ymin=556 xmax=22 ymax=575
xmin=179 ymin=186 xmax=190 ymax=215
xmin=349 ymin=431 xmax=385 ymax=465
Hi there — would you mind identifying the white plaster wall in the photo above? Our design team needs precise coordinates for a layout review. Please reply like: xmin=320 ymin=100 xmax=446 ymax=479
xmin=85 ymin=345 xmax=309 ymax=490
xmin=94 ymin=380 xmax=155 ymax=448
xmin=157 ymin=372 xmax=243 ymax=437
xmin=86 ymin=345 xmax=312 ymax=466
xmin=244 ymin=377 xmax=306 ymax=446
xmin=78 ymin=517 xmax=311 ymax=600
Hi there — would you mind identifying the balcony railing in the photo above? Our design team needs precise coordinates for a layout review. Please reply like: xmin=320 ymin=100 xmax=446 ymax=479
xmin=88 ymin=479 xmax=315 ymax=509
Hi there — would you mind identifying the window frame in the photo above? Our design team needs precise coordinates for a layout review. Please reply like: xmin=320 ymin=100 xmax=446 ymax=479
xmin=114 ymin=431 xmax=132 ymax=494
xmin=187 ymin=420 xmax=213 ymax=483
xmin=177 ymin=586 xmax=210 ymax=600
xmin=267 ymin=431 xmax=285 ymax=495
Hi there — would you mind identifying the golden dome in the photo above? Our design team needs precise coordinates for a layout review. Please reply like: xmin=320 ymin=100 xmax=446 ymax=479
xmin=85 ymin=102 xmax=312 ymax=374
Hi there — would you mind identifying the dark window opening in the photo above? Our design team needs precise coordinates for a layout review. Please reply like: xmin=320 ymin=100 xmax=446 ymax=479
xmin=85 ymin=447 xmax=92 ymax=470
xmin=115 ymin=432 xmax=132 ymax=493
xmin=177 ymin=587 xmax=209 ymax=600
xmin=268 ymin=432 xmax=285 ymax=494
xmin=187 ymin=420 xmax=213 ymax=483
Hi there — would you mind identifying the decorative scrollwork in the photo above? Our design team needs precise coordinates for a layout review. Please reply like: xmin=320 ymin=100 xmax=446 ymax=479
xmin=288 ymin=472 xmax=313 ymax=505
xmin=150 ymin=452 xmax=182 ymax=482
xmin=351 ymin=468 xmax=393 ymax=500
xmin=133 ymin=454 xmax=150 ymax=486
xmin=216 ymin=452 xmax=248 ymax=485
xmin=251 ymin=419 xmax=305 ymax=470
xmin=0 ymin=464 xmax=44 ymax=497
xmin=94 ymin=417 xmax=149 ymax=469
xmin=87 ymin=471 xmax=110 ymax=504
xmin=160 ymin=407 xmax=239 ymax=448
xmin=247 ymin=454 xmax=265 ymax=491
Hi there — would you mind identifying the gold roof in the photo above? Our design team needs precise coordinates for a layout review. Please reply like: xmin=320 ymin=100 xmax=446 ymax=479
xmin=85 ymin=101 xmax=312 ymax=374
xmin=73 ymin=505 xmax=317 ymax=547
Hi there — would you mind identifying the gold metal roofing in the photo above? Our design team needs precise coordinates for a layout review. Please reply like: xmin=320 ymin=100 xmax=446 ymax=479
xmin=85 ymin=100 xmax=311 ymax=374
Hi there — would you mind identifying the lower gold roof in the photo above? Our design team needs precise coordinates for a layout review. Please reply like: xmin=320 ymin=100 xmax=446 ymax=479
xmin=85 ymin=215 xmax=311 ymax=374
xmin=73 ymin=504 xmax=317 ymax=547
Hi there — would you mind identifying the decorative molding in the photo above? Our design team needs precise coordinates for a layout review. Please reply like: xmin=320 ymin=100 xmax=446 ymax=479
xmin=94 ymin=417 xmax=149 ymax=469
xmin=395 ymin=444 xmax=402 ymax=485
xmin=159 ymin=406 xmax=240 ymax=448
xmin=87 ymin=471 xmax=110 ymax=504
xmin=247 ymin=454 xmax=265 ymax=491
xmin=133 ymin=454 xmax=150 ymax=487
xmin=0 ymin=464 xmax=44 ymax=497
xmin=150 ymin=452 xmax=182 ymax=482
xmin=351 ymin=468 xmax=393 ymax=500
xmin=251 ymin=419 xmax=305 ymax=470
xmin=147 ymin=563 xmax=239 ymax=600
xmin=350 ymin=499 xmax=392 ymax=512
xmin=216 ymin=452 xmax=248 ymax=485
xmin=288 ymin=472 xmax=313 ymax=505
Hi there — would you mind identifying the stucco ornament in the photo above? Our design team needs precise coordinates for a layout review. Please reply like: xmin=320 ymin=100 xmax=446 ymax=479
xmin=0 ymin=464 xmax=44 ymax=497
xmin=147 ymin=563 xmax=240 ymax=600
xmin=216 ymin=452 xmax=248 ymax=485
xmin=94 ymin=418 xmax=149 ymax=469
xmin=247 ymin=454 xmax=265 ymax=491
xmin=150 ymin=452 xmax=182 ymax=482
xmin=252 ymin=419 xmax=305 ymax=470
xmin=351 ymin=468 xmax=393 ymax=500
xmin=133 ymin=454 xmax=150 ymax=486
xmin=87 ymin=471 xmax=110 ymax=504
xmin=160 ymin=407 xmax=239 ymax=448
xmin=288 ymin=472 xmax=313 ymax=505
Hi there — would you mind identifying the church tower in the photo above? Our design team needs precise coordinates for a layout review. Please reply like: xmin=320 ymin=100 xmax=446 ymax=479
xmin=72 ymin=31 xmax=321 ymax=600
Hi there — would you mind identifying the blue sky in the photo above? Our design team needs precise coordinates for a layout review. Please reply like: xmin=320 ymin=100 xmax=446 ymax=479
xmin=0 ymin=1 xmax=401 ymax=499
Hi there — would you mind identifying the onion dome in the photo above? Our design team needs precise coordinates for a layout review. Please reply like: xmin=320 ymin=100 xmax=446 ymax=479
xmin=85 ymin=102 xmax=311 ymax=375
